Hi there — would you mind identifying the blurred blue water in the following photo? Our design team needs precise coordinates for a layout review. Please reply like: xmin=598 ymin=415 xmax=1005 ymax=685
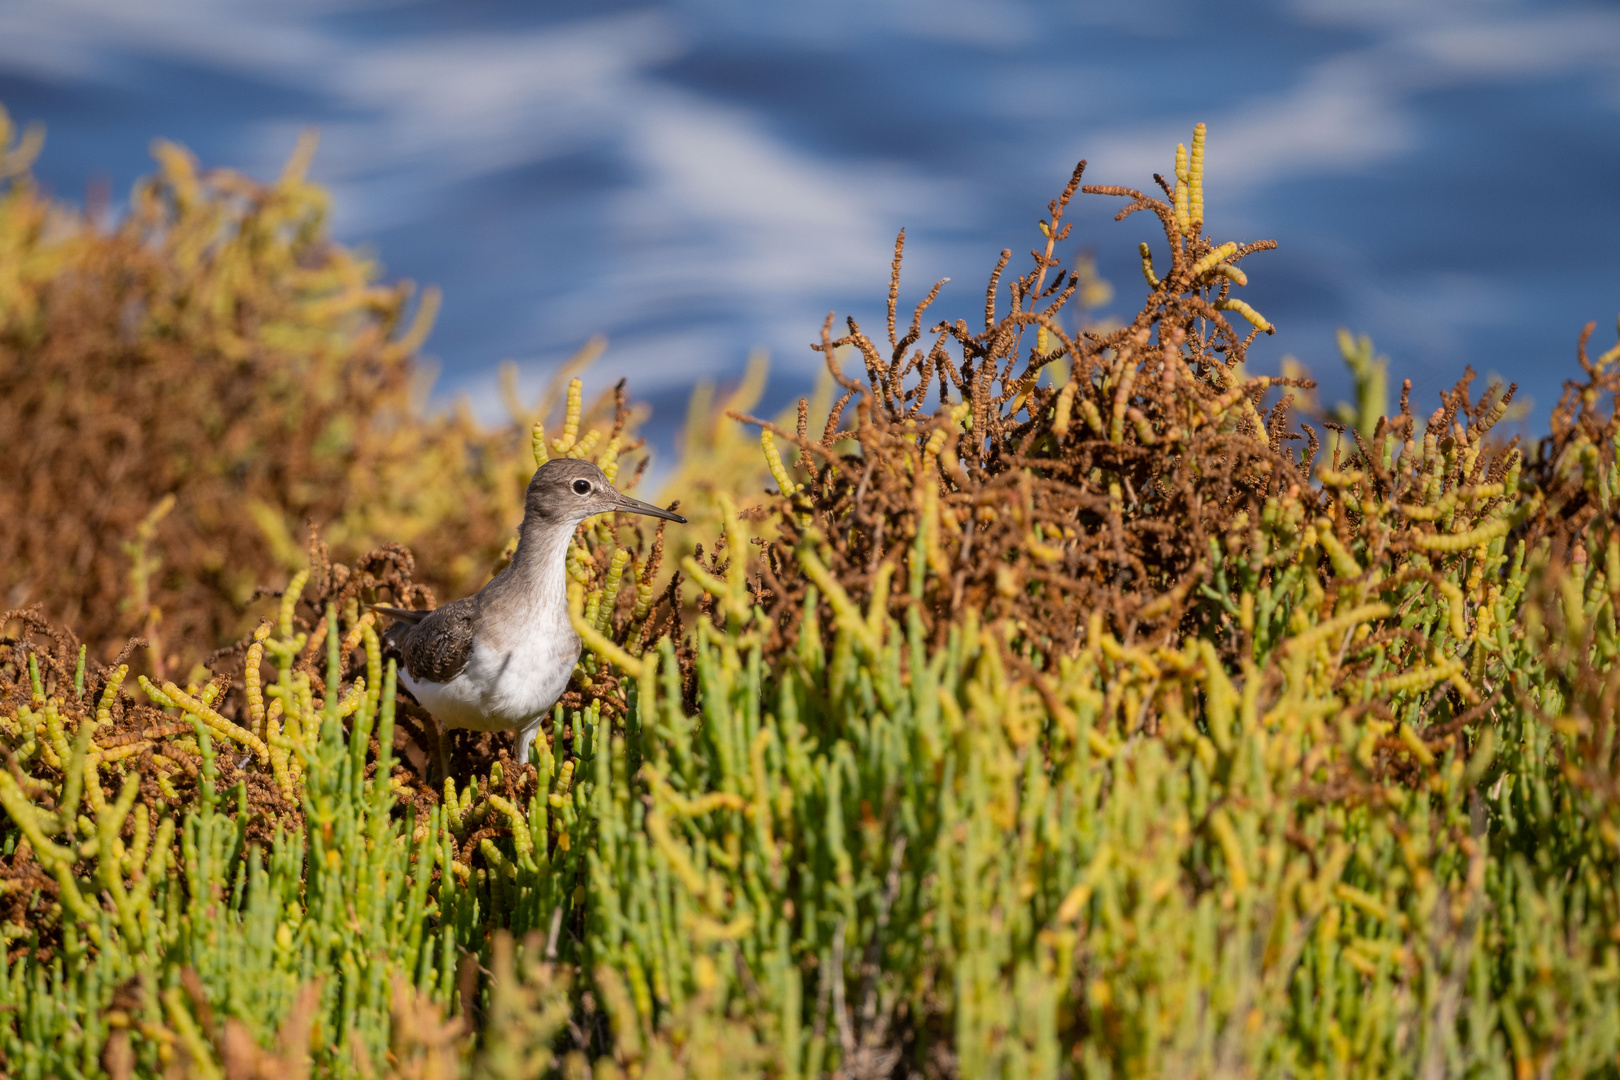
xmin=2 ymin=0 xmax=1617 ymax=453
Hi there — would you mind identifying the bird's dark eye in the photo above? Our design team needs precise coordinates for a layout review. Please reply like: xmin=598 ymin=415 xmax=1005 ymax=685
xmin=572 ymin=479 xmax=592 ymax=495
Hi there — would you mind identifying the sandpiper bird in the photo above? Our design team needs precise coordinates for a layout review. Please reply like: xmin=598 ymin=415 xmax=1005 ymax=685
xmin=375 ymin=458 xmax=685 ymax=773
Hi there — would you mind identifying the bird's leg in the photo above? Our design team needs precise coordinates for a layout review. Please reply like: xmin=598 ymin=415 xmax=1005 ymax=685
xmin=514 ymin=716 xmax=543 ymax=774
xmin=424 ymin=712 xmax=450 ymax=787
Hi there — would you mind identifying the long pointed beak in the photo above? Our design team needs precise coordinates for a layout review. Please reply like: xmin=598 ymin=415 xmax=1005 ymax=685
xmin=612 ymin=493 xmax=686 ymax=523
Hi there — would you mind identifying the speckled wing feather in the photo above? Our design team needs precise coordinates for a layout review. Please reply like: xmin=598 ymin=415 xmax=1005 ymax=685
xmin=385 ymin=597 xmax=480 ymax=684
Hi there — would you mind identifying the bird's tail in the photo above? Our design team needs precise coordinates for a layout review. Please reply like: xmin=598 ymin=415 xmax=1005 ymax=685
xmin=370 ymin=604 xmax=428 ymax=625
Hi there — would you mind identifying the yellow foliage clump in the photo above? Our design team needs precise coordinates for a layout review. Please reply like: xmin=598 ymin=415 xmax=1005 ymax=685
xmin=0 ymin=115 xmax=543 ymax=670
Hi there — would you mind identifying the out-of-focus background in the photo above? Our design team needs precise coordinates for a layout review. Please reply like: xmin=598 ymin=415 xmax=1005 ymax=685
xmin=3 ymin=0 xmax=1618 ymax=446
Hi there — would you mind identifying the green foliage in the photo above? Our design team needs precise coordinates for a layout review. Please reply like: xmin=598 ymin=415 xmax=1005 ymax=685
xmin=10 ymin=514 xmax=1618 ymax=1078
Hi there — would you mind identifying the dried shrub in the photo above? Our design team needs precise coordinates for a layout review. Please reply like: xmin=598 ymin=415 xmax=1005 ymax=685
xmin=732 ymin=125 xmax=1588 ymax=695
xmin=1524 ymin=317 xmax=1620 ymax=551
xmin=739 ymin=128 xmax=1313 ymax=658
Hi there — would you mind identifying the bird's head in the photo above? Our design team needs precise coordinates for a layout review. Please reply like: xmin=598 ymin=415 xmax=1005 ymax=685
xmin=524 ymin=458 xmax=686 ymax=528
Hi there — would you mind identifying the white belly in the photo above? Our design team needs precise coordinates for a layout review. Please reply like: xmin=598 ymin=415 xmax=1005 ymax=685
xmin=401 ymin=630 xmax=580 ymax=733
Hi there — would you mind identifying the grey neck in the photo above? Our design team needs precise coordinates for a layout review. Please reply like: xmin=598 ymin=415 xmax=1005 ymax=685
xmin=480 ymin=515 xmax=581 ymax=636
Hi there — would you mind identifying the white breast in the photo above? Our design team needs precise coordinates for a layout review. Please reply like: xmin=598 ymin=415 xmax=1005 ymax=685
xmin=401 ymin=628 xmax=579 ymax=733
xmin=400 ymin=666 xmax=494 ymax=730
xmin=473 ymin=625 xmax=580 ymax=727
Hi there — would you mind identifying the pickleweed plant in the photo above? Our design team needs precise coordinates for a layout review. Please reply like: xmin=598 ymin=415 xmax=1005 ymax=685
xmin=2 ymin=121 xmax=1618 ymax=1080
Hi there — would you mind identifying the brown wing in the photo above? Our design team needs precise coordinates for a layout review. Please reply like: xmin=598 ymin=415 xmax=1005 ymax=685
xmin=386 ymin=596 xmax=480 ymax=684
